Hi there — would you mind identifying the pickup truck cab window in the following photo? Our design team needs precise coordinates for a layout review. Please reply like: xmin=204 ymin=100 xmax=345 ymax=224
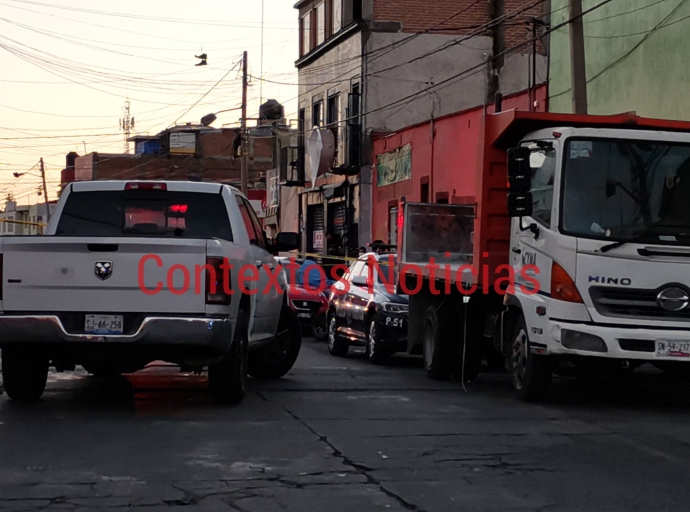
xmin=236 ymin=195 xmax=266 ymax=248
xmin=55 ymin=190 xmax=233 ymax=241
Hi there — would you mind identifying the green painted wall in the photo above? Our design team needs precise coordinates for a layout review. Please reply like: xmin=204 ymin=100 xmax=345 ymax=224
xmin=549 ymin=0 xmax=690 ymax=119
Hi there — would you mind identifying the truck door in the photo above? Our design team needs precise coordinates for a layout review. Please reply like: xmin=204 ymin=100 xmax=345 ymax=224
xmin=512 ymin=142 xmax=558 ymax=293
xmin=236 ymin=196 xmax=283 ymax=342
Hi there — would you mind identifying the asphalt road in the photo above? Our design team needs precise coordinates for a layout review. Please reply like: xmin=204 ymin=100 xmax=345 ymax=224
xmin=1 ymin=340 xmax=690 ymax=511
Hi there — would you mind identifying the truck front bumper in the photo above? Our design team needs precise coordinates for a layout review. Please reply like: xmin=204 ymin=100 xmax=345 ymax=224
xmin=540 ymin=320 xmax=690 ymax=362
xmin=0 ymin=315 xmax=234 ymax=355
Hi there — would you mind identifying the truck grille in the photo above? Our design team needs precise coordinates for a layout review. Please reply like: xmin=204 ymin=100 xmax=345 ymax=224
xmin=291 ymin=300 xmax=322 ymax=313
xmin=589 ymin=286 xmax=690 ymax=321
xmin=618 ymin=339 xmax=655 ymax=352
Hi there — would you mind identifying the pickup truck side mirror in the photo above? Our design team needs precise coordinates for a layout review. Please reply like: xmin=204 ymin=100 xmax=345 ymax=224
xmin=507 ymin=147 xmax=533 ymax=218
xmin=268 ymin=232 xmax=299 ymax=254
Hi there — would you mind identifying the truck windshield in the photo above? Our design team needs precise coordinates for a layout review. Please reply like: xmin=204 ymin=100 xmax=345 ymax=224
xmin=55 ymin=190 xmax=233 ymax=241
xmin=561 ymin=138 xmax=690 ymax=243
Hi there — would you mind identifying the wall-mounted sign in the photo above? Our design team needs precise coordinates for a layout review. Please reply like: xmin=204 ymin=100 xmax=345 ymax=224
xmin=249 ymin=199 xmax=266 ymax=219
xmin=269 ymin=176 xmax=279 ymax=207
xmin=313 ymin=230 xmax=324 ymax=251
xmin=169 ymin=132 xmax=196 ymax=155
xmin=376 ymin=143 xmax=412 ymax=187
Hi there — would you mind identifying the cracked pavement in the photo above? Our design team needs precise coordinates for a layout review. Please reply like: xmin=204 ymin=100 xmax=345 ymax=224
xmin=2 ymin=341 xmax=690 ymax=511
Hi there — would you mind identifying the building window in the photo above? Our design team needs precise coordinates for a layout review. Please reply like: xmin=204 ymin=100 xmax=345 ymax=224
xmin=7 ymin=216 xmax=13 ymax=233
xmin=300 ymin=12 xmax=311 ymax=56
xmin=327 ymin=94 xmax=340 ymax=157
xmin=312 ymin=100 xmax=323 ymax=127
xmin=346 ymin=83 xmax=361 ymax=167
xmin=332 ymin=0 xmax=342 ymax=34
xmin=316 ymin=1 xmax=326 ymax=46
xmin=420 ymin=182 xmax=429 ymax=203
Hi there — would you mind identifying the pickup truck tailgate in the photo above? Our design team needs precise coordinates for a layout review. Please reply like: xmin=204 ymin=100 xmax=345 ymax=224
xmin=2 ymin=237 xmax=208 ymax=313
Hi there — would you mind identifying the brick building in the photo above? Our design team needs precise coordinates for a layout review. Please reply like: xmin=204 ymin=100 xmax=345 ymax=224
xmin=61 ymin=104 xmax=297 ymax=225
xmin=291 ymin=0 xmax=549 ymax=257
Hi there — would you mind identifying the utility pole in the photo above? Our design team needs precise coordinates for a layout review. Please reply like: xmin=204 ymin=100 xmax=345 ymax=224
xmin=240 ymin=51 xmax=249 ymax=196
xmin=569 ymin=0 xmax=588 ymax=114
xmin=39 ymin=157 xmax=50 ymax=227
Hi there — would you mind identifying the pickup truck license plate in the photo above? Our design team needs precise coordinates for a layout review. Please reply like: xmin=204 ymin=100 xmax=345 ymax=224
xmin=85 ymin=315 xmax=124 ymax=335
xmin=656 ymin=340 xmax=690 ymax=358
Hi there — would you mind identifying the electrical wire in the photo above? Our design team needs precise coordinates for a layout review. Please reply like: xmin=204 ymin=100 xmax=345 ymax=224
xmin=551 ymin=0 xmax=686 ymax=99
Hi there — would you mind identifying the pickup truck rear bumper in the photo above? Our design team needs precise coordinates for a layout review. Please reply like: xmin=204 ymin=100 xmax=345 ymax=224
xmin=0 ymin=315 xmax=233 ymax=354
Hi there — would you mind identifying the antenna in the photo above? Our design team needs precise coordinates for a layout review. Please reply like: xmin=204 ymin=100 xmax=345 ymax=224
xmin=120 ymin=100 xmax=134 ymax=153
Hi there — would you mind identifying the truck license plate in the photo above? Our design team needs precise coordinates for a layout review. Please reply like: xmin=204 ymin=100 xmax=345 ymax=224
xmin=297 ymin=313 xmax=311 ymax=318
xmin=656 ymin=340 xmax=690 ymax=358
xmin=85 ymin=315 xmax=124 ymax=335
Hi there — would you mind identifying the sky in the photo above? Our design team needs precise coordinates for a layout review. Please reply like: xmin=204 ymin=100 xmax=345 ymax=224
xmin=0 ymin=0 xmax=299 ymax=205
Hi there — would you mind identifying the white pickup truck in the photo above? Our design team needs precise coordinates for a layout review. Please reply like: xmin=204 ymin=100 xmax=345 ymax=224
xmin=0 ymin=180 xmax=301 ymax=404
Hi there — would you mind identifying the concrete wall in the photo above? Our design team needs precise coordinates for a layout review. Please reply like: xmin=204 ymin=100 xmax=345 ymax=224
xmin=549 ymin=0 xmax=690 ymax=119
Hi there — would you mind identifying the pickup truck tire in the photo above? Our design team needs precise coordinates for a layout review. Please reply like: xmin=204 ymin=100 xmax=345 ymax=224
xmin=208 ymin=309 xmax=248 ymax=404
xmin=2 ymin=347 xmax=49 ymax=401
xmin=248 ymin=307 xmax=302 ymax=379
xmin=423 ymin=304 xmax=454 ymax=380
xmin=511 ymin=314 xmax=552 ymax=401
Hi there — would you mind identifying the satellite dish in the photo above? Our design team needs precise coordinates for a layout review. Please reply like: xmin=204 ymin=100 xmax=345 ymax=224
xmin=306 ymin=127 xmax=335 ymax=189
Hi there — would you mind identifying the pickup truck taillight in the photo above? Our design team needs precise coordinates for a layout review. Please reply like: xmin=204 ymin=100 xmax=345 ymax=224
xmin=125 ymin=182 xmax=167 ymax=191
xmin=205 ymin=257 xmax=231 ymax=305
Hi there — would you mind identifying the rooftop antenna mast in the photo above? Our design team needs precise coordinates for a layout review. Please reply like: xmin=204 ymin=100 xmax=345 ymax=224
xmin=119 ymin=100 xmax=135 ymax=153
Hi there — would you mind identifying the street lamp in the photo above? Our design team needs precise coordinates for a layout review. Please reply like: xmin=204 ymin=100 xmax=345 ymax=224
xmin=200 ymin=107 xmax=243 ymax=127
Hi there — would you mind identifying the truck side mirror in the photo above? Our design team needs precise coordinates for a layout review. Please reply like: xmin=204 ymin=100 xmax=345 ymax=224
xmin=269 ymin=232 xmax=299 ymax=254
xmin=507 ymin=147 xmax=531 ymax=193
xmin=507 ymin=192 xmax=533 ymax=217
xmin=507 ymin=147 xmax=533 ymax=218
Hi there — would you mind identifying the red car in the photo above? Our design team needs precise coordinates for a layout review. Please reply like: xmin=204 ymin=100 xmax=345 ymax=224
xmin=277 ymin=257 xmax=329 ymax=340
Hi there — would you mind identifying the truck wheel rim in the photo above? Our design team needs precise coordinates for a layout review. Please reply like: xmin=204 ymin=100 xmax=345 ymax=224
xmin=328 ymin=316 xmax=336 ymax=349
xmin=368 ymin=320 xmax=377 ymax=359
xmin=423 ymin=319 xmax=434 ymax=368
xmin=512 ymin=328 xmax=528 ymax=390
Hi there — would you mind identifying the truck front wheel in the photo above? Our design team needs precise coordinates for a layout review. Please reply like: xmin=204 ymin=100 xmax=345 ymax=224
xmin=248 ymin=307 xmax=302 ymax=379
xmin=2 ymin=347 xmax=49 ymax=401
xmin=511 ymin=314 xmax=552 ymax=401
xmin=209 ymin=309 xmax=248 ymax=404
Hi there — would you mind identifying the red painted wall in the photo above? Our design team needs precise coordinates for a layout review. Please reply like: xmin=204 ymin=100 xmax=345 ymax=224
xmin=372 ymin=87 xmax=546 ymax=243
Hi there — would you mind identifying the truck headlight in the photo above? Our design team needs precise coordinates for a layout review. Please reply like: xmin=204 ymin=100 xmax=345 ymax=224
xmin=381 ymin=302 xmax=408 ymax=313
xmin=561 ymin=329 xmax=607 ymax=353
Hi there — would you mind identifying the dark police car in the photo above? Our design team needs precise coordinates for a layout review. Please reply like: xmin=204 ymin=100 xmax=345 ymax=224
xmin=326 ymin=252 xmax=408 ymax=364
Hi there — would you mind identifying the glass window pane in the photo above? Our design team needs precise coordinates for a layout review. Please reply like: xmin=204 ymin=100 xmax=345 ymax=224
xmin=55 ymin=190 xmax=233 ymax=240
xmin=316 ymin=2 xmax=325 ymax=45
xmin=333 ymin=0 xmax=342 ymax=33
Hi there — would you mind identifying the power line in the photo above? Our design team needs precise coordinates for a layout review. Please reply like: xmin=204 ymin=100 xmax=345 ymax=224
xmin=4 ymin=0 xmax=295 ymax=28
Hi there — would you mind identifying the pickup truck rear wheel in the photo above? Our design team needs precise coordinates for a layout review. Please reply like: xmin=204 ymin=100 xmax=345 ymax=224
xmin=423 ymin=303 xmax=454 ymax=380
xmin=2 ymin=347 xmax=49 ymax=401
xmin=512 ymin=314 xmax=552 ymax=401
xmin=208 ymin=309 xmax=248 ymax=404
xmin=248 ymin=307 xmax=302 ymax=379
